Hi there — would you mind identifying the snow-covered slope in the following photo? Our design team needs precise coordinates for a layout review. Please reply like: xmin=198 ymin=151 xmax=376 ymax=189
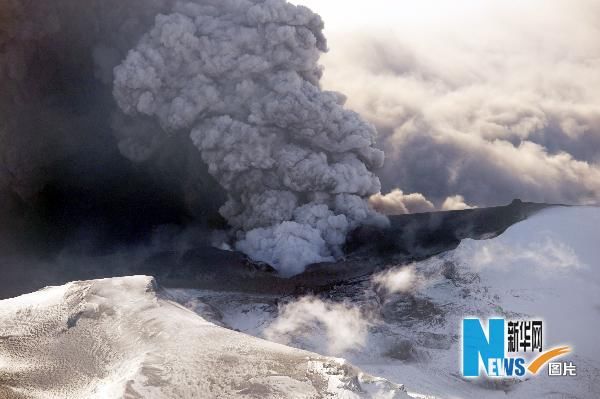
xmin=2 ymin=206 xmax=598 ymax=398
xmin=359 ymin=205 xmax=600 ymax=398
xmin=0 ymin=276 xmax=411 ymax=399
xmin=167 ymin=206 xmax=600 ymax=398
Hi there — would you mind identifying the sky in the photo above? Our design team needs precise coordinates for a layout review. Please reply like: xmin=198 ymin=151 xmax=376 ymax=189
xmin=292 ymin=0 xmax=600 ymax=209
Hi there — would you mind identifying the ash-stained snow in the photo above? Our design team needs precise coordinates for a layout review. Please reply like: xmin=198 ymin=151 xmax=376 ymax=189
xmin=358 ymin=206 xmax=600 ymax=398
xmin=169 ymin=206 xmax=600 ymax=398
xmin=0 ymin=275 xmax=411 ymax=399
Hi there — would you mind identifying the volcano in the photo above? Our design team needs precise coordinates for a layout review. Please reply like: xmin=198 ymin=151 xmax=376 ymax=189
xmin=3 ymin=202 xmax=599 ymax=398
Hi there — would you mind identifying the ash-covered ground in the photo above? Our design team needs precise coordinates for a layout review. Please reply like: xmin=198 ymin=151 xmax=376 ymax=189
xmin=0 ymin=199 xmax=546 ymax=300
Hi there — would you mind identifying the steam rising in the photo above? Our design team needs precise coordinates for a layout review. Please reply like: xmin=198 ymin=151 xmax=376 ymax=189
xmin=372 ymin=265 xmax=419 ymax=295
xmin=370 ymin=189 xmax=435 ymax=215
xmin=264 ymin=296 xmax=370 ymax=355
xmin=369 ymin=189 xmax=475 ymax=215
xmin=112 ymin=0 xmax=387 ymax=275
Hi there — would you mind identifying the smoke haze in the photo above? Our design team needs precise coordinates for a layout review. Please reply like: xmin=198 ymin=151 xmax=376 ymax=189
xmin=305 ymin=0 xmax=600 ymax=208
xmin=0 ymin=0 xmax=227 ymax=260
xmin=2 ymin=0 xmax=600 ymax=279
xmin=0 ymin=0 xmax=388 ymax=276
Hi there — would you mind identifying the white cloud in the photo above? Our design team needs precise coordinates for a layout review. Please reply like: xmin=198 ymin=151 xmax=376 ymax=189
xmin=311 ymin=0 xmax=600 ymax=207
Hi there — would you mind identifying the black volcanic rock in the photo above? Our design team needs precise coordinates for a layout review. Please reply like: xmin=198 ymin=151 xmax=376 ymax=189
xmin=347 ymin=199 xmax=551 ymax=258
xmin=145 ymin=200 xmax=555 ymax=295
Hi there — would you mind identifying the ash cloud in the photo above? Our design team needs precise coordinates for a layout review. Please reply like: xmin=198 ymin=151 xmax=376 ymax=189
xmin=318 ymin=0 xmax=600 ymax=208
xmin=0 ymin=0 xmax=229 ymax=260
xmin=0 ymin=0 xmax=387 ymax=277
xmin=113 ymin=0 xmax=387 ymax=276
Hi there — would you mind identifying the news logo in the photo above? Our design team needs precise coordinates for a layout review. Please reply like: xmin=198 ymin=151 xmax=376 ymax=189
xmin=462 ymin=318 xmax=576 ymax=378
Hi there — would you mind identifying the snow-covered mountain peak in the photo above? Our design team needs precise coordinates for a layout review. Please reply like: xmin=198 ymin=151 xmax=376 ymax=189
xmin=0 ymin=275 xmax=411 ymax=399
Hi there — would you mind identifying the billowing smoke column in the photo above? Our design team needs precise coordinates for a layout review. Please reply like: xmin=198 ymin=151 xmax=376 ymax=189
xmin=113 ymin=0 xmax=387 ymax=275
xmin=0 ymin=0 xmax=386 ymax=276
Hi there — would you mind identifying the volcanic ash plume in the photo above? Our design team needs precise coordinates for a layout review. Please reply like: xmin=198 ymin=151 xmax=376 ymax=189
xmin=113 ymin=0 xmax=387 ymax=276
